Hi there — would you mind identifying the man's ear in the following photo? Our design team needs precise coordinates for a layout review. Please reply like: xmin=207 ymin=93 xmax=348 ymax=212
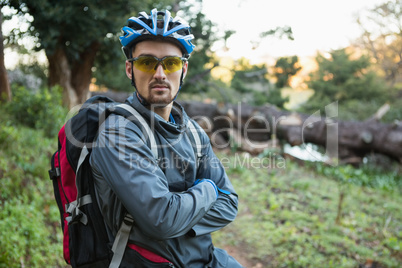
xmin=182 ymin=61 xmax=189 ymax=79
xmin=125 ymin=60 xmax=132 ymax=79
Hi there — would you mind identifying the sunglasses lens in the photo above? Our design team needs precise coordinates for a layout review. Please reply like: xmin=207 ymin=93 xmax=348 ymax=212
xmin=162 ymin=57 xmax=183 ymax=74
xmin=134 ymin=57 xmax=159 ymax=73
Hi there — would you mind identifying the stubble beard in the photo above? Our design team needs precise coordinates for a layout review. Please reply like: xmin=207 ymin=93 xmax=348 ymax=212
xmin=146 ymin=80 xmax=177 ymax=107
xmin=147 ymin=89 xmax=174 ymax=106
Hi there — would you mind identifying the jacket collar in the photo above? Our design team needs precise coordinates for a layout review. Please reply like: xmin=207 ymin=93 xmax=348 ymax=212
xmin=126 ymin=94 xmax=189 ymax=137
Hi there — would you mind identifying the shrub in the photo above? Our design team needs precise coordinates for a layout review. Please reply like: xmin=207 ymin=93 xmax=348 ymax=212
xmin=313 ymin=162 xmax=401 ymax=191
xmin=5 ymin=85 xmax=68 ymax=137
xmin=0 ymin=118 xmax=64 ymax=267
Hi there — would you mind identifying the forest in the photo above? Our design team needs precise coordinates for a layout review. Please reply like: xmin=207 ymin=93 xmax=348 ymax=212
xmin=0 ymin=0 xmax=401 ymax=267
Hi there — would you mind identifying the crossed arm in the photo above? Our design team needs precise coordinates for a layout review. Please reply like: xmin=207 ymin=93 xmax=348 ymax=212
xmin=90 ymin=116 xmax=238 ymax=240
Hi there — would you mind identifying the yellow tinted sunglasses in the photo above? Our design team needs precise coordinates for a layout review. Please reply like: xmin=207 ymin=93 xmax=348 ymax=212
xmin=128 ymin=56 xmax=187 ymax=74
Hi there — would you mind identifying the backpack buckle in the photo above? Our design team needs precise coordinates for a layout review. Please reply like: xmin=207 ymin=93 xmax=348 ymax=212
xmin=48 ymin=167 xmax=60 ymax=180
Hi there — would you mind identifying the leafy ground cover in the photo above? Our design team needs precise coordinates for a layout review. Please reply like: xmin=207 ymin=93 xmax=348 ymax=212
xmin=0 ymin=112 xmax=64 ymax=267
xmin=213 ymin=153 xmax=402 ymax=267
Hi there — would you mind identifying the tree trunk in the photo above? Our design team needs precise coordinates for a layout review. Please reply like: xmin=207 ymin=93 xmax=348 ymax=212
xmin=71 ymin=41 xmax=100 ymax=104
xmin=0 ymin=10 xmax=11 ymax=103
xmin=47 ymin=41 xmax=100 ymax=108
xmin=47 ymin=47 xmax=77 ymax=108
xmin=335 ymin=190 xmax=345 ymax=225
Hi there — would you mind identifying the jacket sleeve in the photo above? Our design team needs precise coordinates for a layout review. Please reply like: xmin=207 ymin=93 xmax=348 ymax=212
xmin=90 ymin=116 xmax=218 ymax=240
xmin=188 ymin=133 xmax=239 ymax=237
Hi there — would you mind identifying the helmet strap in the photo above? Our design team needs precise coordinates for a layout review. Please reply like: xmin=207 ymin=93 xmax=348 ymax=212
xmin=129 ymin=49 xmax=136 ymax=88
xmin=131 ymin=66 xmax=138 ymax=89
xmin=173 ymin=68 xmax=185 ymax=101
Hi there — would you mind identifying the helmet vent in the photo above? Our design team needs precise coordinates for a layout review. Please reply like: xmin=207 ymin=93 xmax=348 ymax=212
xmin=157 ymin=14 xmax=164 ymax=22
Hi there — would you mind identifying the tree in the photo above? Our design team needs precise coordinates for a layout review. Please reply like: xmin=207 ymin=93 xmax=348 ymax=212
xmin=230 ymin=58 xmax=288 ymax=108
xmin=0 ymin=6 xmax=11 ymax=102
xmin=251 ymin=26 xmax=294 ymax=50
xmin=92 ymin=36 xmax=128 ymax=93
xmin=231 ymin=58 xmax=264 ymax=94
xmin=302 ymin=48 xmax=389 ymax=119
xmin=356 ymin=0 xmax=402 ymax=86
xmin=273 ymin=55 xmax=301 ymax=88
xmin=4 ymin=0 xmax=173 ymax=107
xmin=179 ymin=2 xmax=219 ymax=94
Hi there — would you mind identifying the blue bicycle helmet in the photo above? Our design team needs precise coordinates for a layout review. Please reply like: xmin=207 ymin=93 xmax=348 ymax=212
xmin=120 ymin=8 xmax=195 ymax=59
xmin=119 ymin=9 xmax=195 ymax=105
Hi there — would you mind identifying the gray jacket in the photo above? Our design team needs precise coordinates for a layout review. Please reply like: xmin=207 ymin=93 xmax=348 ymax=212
xmin=90 ymin=95 xmax=239 ymax=268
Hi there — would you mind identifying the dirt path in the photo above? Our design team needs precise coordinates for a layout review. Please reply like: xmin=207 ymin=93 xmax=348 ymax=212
xmin=224 ymin=245 xmax=264 ymax=268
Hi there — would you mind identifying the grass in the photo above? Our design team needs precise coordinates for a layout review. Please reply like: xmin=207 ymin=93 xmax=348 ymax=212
xmin=0 ymin=111 xmax=65 ymax=268
xmin=212 ymin=153 xmax=402 ymax=267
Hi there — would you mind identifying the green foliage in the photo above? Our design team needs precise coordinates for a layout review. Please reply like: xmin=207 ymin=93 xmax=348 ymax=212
xmin=251 ymin=26 xmax=294 ymax=50
xmin=231 ymin=59 xmax=267 ymax=93
xmin=273 ymin=55 xmax=302 ymax=88
xmin=256 ymin=88 xmax=289 ymax=108
xmin=313 ymin=162 xmax=401 ymax=191
xmin=384 ymin=97 xmax=402 ymax=122
xmin=19 ymin=59 xmax=48 ymax=83
xmin=5 ymin=85 xmax=67 ymax=137
xmin=309 ymin=49 xmax=374 ymax=100
xmin=312 ymin=161 xmax=401 ymax=225
xmin=301 ymin=48 xmax=392 ymax=119
xmin=0 ymin=199 xmax=61 ymax=267
xmin=0 ymin=109 xmax=63 ymax=267
xmin=93 ymin=37 xmax=129 ymax=92
xmin=6 ymin=0 xmax=172 ymax=56
xmin=213 ymin=154 xmax=402 ymax=267
xmin=230 ymin=58 xmax=289 ymax=107
xmin=4 ymin=0 xmax=174 ymax=94
xmin=260 ymin=26 xmax=294 ymax=41
xmin=180 ymin=1 xmax=219 ymax=94
xmin=337 ymin=99 xmax=385 ymax=121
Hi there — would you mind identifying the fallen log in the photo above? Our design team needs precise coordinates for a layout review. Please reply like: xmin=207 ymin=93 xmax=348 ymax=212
xmin=180 ymin=100 xmax=402 ymax=164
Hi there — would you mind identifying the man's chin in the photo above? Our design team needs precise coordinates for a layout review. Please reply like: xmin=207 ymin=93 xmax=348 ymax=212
xmin=147 ymin=96 xmax=174 ymax=107
xmin=149 ymin=89 xmax=179 ymax=104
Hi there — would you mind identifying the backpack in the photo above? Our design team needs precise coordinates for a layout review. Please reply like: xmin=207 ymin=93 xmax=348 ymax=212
xmin=48 ymin=95 xmax=202 ymax=268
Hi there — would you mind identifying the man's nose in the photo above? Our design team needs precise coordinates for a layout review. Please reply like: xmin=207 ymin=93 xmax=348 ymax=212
xmin=153 ymin=63 xmax=167 ymax=79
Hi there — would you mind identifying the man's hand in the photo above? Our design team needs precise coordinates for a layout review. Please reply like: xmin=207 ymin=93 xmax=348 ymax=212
xmin=193 ymin=179 xmax=231 ymax=196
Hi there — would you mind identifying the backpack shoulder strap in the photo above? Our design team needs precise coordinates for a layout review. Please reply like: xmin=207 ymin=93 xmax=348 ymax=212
xmin=109 ymin=214 xmax=134 ymax=268
xmin=186 ymin=119 xmax=203 ymax=168
xmin=111 ymin=103 xmax=159 ymax=160
xmin=105 ymin=103 xmax=159 ymax=268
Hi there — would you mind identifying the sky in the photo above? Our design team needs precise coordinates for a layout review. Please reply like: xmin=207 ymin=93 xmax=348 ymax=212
xmin=201 ymin=0 xmax=388 ymax=63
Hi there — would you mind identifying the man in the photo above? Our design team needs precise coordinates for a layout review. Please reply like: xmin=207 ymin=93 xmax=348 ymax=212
xmin=90 ymin=9 xmax=242 ymax=267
